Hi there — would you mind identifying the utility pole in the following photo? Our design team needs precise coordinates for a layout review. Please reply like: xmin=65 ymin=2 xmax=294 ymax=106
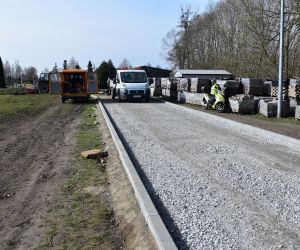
xmin=277 ymin=0 xmax=285 ymax=118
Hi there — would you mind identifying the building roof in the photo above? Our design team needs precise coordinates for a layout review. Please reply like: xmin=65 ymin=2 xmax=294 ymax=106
xmin=140 ymin=66 xmax=172 ymax=78
xmin=174 ymin=69 xmax=232 ymax=77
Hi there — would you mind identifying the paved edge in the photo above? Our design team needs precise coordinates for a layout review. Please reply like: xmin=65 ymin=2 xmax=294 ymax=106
xmin=97 ymin=99 xmax=177 ymax=250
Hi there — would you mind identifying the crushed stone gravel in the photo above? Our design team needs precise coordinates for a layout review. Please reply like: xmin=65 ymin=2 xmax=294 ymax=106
xmin=103 ymin=100 xmax=300 ymax=249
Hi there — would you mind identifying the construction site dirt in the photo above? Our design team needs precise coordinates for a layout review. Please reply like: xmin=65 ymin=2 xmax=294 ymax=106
xmin=0 ymin=97 xmax=155 ymax=250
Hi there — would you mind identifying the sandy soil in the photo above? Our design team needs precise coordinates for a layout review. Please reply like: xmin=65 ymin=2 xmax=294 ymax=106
xmin=0 ymin=97 xmax=156 ymax=250
xmin=0 ymin=100 xmax=83 ymax=249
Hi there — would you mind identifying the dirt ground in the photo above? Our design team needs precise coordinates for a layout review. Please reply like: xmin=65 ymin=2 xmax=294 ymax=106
xmin=0 ymin=98 xmax=83 ymax=249
xmin=0 ymin=96 xmax=156 ymax=250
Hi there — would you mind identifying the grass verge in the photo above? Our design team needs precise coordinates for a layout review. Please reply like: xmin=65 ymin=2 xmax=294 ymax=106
xmin=37 ymin=104 xmax=121 ymax=250
xmin=0 ymin=94 xmax=55 ymax=121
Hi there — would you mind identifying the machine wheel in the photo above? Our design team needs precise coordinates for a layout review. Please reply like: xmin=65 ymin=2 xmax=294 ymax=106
xmin=38 ymin=83 xmax=49 ymax=93
xmin=61 ymin=98 xmax=66 ymax=103
xmin=216 ymin=102 xmax=225 ymax=113
xmin=112 ymin=89 xmax=116 ymax=99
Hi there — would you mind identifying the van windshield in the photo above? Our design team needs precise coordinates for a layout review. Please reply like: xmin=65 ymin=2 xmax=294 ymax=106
xmin=120 ymin=72 xmax=147 ymax=83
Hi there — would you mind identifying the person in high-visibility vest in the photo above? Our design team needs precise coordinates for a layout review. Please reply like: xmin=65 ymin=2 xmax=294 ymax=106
xmin=209 ymin=79 xmax=221 ymax=105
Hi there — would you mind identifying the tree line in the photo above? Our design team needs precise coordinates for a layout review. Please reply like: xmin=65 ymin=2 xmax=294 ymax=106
xmin=0 ymin=57 xmax=39 ymax=86
xmin=162 ymin=0 xmax=300 ymax=79
xmin=0 ymin=56 xmax=134 ymax=88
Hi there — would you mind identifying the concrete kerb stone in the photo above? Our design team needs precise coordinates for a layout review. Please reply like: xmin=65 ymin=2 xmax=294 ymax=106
xmin=97 ymin=99 xmax=177 ymax=250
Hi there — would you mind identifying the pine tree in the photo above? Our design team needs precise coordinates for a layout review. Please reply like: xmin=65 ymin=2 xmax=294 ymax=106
xmin=75 ymin=61 xmax=81 ymax=69
xmin=0 ymin=57 xmax=6 ymax=88
xmin=87 ymin=60 xmax=93 ymax=72
xmin=63 ymin=60 xmax=68 ymax=70
xmin=96 ymin=61 xmax=109 ymax=89
xmin=53 ymin=63 xmax=58 ymax=72
xmin=107 ymin=59 xmax=116 ymax=79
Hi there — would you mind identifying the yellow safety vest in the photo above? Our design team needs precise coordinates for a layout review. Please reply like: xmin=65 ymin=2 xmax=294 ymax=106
xmin=211 ymin=83 xmax=219 ymax=95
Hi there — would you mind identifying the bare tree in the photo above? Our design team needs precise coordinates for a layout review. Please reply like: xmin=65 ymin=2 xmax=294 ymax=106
xmin=162 ymin=0 xmax=300 ymax=79
xmin=119 ymin=58 xmax=131 ymax=68
xmin=69 ymin=57 xmax=77 ymax=69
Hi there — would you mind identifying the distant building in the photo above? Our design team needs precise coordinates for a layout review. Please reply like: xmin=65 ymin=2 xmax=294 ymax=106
xmin=140 ymin=66 xmax=172 ymax=78
xmin=173 ymin=69 xmax=234 ymax=80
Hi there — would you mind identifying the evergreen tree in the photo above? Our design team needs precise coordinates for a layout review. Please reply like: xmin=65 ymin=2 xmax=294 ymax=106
xmin=0 ymin=57 xmax=6 ymax=88
xmin=87 ymin=60 xmax=93 ymax=72
xmin=53 ymin=63 xmax=58 ymax=72
xmin=107 ymin=59 xmax=116 ymax=79
xmin=75 ymin=61 xmax=81 ymax=69
xmin=63 ymin=60 xmax=68 ymax=70
xmin=96 ymin=61 xmax=109 ymax=89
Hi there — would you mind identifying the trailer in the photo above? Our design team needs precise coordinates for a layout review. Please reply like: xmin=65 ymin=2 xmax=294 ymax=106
xmin=49 ymin=69 xmax=98 ymax=103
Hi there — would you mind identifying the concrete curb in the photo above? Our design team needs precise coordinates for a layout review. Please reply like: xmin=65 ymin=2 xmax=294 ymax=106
xmin=97 ymin=99 xmax=177 ymax=250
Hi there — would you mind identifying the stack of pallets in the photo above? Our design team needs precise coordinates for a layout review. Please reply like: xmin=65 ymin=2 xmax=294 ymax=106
xmin=170 ymin=79 xmax=178 ymax=100
xmin=271 ymin=85 xmax=287 ymax=97
xmin=289 ymin=79 xmax=300 ymax=99
xmin=217 ymin=80 xmax=240 ymax=97
xmin=263 ymin=81 xmax=272 ymax=96
xmin=190 ymin=78 xmax=211 ymax=93
xmin=241 ymin=78 xmax=264 ymax=96
xmin=153 ymin=78 xmax=162 ymax=96
xmin=177 ymin=78 xmax=190 ymax=92
xmin=161 ymin=78 xmax=170 ymax=90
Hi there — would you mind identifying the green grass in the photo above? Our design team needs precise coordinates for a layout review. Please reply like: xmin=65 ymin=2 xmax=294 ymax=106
xmin=37 ymin=105 xmax=120 ymax=250
xmin=252 ymin=113 xmax=300 ymax=125
xmin=0 ymin=94 xmax=55 ymax=120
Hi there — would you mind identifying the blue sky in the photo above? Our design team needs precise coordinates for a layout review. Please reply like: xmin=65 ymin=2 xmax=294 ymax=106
xmin=0 ymin=0 xmax=216 ymax=73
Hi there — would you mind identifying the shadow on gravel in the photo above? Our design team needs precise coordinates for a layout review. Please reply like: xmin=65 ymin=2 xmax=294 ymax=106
xmin=102 ymin=102 xmax=188 ymax=250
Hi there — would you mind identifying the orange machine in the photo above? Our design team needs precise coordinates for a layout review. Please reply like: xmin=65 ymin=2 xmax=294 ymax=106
xmin=49 ymin=69 xmax=98 ymax=103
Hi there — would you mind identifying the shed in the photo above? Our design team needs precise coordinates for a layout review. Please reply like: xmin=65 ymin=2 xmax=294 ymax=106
xmin=140 ymin=66 xmax=172 ymax=78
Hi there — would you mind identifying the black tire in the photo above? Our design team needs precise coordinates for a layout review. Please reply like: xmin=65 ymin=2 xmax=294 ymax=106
xmin=61 ymin=98 xmax=65 ymax=103
xmin=112 ymin=89 xmax=116 ymax=99
xmin=145 ymin=96 xmax=150 ymax=102
xmin=216 ymin=102 xmax=225 ymax=113
xmin=38 ymin=82 xmax=49 ymax=93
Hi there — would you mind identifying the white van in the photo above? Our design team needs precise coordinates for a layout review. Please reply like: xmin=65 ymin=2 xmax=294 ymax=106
xmin=111 ymin=69 xmax=152 ymax=102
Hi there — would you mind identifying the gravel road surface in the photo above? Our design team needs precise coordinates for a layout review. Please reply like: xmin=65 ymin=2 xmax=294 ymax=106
xmin=102 ymin=99 xmax=300 ymax=250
